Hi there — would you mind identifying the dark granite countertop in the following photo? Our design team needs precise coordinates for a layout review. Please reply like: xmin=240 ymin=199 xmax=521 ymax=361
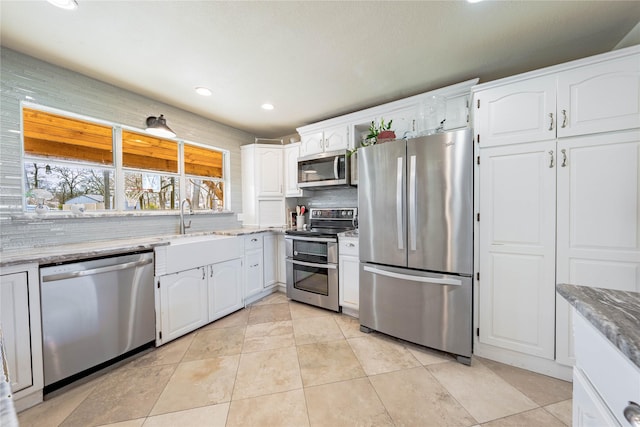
xmin=0 ymin=228 xmax=281 ymax=267
xmin=557 ymin=283 xmax=640 ymax=370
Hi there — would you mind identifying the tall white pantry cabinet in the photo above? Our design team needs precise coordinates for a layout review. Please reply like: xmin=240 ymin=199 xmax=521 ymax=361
xmin=473 ymin=45 xmax=640 ymax=379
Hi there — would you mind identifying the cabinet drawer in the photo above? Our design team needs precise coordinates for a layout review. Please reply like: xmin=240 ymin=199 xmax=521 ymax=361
xmin=574 ymin=311 xmax=640 ymax=426
xmin=244 ymin=234 xmax=263 ymax=250
xmin=339 ymin=238 xmax=359 ymax=256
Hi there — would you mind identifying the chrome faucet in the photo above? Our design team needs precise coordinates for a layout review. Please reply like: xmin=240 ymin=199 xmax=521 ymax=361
xmin=179 ymin=198 xmax=192 ymax=234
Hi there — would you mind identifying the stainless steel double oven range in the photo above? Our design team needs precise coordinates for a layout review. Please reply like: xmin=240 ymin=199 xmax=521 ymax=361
xmin=285 ymin=208 xmax=356 ymax=312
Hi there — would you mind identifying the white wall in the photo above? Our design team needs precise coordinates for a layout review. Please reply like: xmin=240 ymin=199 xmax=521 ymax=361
xmin=0 ymin=48 xmax=255 ymax=250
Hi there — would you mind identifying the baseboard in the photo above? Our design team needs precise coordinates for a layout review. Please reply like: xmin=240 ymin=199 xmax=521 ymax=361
xmin=474 ymin=343 xmax=573 ymax=381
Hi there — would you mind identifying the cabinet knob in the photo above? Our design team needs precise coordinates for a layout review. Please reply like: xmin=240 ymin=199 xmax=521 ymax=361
xmin=624 ymin=401 xmax=640 ymax=427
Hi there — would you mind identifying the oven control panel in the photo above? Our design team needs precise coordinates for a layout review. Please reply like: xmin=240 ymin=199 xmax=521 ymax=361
xmin=311 ymin=208 xmax=357 ymax=220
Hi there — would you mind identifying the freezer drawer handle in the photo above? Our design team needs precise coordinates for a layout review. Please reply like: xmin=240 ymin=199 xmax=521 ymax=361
xmin=286 ymin=259 xmax=337 ymax=270
xmin=363 ymin=265 xmax=462 ymax=286
xmin=42 ymin=257 xmax=153 ymax=282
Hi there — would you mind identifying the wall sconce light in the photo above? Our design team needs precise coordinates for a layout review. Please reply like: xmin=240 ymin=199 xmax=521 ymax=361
xmin=145 ymin=114 xmax=176 ymax=138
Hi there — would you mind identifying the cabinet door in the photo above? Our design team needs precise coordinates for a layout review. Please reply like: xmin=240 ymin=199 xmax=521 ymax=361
xmin=256 ymin=147 xmax=283 ymax=197
xmin=339 ymin=255 xmax=360 ymax=311
xmin=323 ymin=125 xmax=349 ymax=152
xmin=284 ymin=143 xmax=303 ymax=197
xmin=444 ymin=94 xmax=470 ymax=131
xmin=257 ymin=199 xmax=285 ymax=227
xmin=244 ymin=249 xmax=264 ymax=299
xmin=263 ymin=233 xmax=278 ymax=288
xmin=0 ymin=272 xmax=32 ymax=393
xmin=555 ymin=130 xmax=640 ymax=366
xmin=209 ymin=259 xmax=243 ymax=321
xmin=301 ymin=132 xmax=324 ymax=156
xmin=475 ymin=75 xmax=557 ymax=147
xmin=558 ymin=54 xmax=640 ymax=137
xmin=573 ymin=368 xmax=621 ymax=427
xmin=478 ymin=141 xmax=556 ymax=359
xmin=158 ymin=268 xmax=208 ymax=344
xmin=277 ymin=234 xmax=286 ymax=284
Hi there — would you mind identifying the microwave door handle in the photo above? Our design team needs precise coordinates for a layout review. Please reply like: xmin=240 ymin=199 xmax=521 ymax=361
xmin=409 ymin=154 xmax=417 ymax=251
xmin=396 ymin=156 xmax=404 ymax=250
xmin=334 ymin=155 xmax=339 ymax=180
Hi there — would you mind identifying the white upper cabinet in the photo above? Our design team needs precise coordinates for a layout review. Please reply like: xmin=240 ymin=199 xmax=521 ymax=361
xmin=557 ymin=54 xmax=640 ymax=137
xmin=300 ymin=125 xmax=349 ymax=156
xmin=300 ymin=131 xmax=324 ymax=156
xmin=475 ymin=47 xmax=640 ymax=147
xmin=475 ymin=75 xmax=557 ymax=147
xmin=255 ymin=146 xmax=283 ymax=197
xmin=284 ymin=143 xmax=303 ymax=197
xmin=323 ymin=124 xmax=350 ymax=152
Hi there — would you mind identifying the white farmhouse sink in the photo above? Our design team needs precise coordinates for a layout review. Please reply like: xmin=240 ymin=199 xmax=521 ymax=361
xmin=155 ymin=234 xmax=243 ymax=275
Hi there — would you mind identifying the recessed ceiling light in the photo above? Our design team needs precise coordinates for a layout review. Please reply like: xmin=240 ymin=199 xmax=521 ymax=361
xmin=467 ymin=0 xmax=483 ymax=3
xmin=46 ymin=0 xmax=79 ymax=10
xmin=261 ymin=103 xmax=274 ymax=110
xmin=195 ymin=87 xmax=212 ymax=96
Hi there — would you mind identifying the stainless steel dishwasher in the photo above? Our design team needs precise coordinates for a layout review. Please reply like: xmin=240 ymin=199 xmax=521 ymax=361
xmin=40 ymin=251 xmax=155 ymax=389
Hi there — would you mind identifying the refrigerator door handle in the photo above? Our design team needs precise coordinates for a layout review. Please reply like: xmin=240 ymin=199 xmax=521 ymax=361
xmin=409 ymin=154 xmax=417 ymax=251
xmin=363 ymin=265 xmax=462 ymax=286
xmin=396 ymin=156 xmax=404 ymax=250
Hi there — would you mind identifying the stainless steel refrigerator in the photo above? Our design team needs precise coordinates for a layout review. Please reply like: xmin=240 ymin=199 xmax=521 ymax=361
xmin=358 ymin=128 xmax=473 ymax=364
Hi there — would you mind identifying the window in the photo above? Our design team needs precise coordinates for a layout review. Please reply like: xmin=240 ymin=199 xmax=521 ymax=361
xmin=22 ymin=106 xmax=228 ymax=213
xmin=122 ymin=130 xmax=179 ymax=210
xmin=184 ymin=143 xmax=225 ymax=211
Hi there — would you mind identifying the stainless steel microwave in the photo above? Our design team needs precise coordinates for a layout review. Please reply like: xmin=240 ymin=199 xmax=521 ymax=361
xmin=297 ymin=149 xmax=356 ymax=189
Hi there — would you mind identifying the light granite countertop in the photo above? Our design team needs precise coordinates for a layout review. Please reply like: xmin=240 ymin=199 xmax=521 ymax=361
xmin=557 ymin=283 xmax=640 ymax=370
xmin=0 ymin=227 xmax=280 ymax=267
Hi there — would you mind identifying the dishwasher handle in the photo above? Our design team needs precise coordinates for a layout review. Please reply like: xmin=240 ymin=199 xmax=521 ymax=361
xmin=42 ymin=257 xmax=153 ymax=282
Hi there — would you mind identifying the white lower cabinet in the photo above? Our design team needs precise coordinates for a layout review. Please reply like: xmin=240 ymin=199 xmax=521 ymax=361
xmin=0 ymin=263 xmax=43 ymax=411
xmin=244 ymin=234 xmax=264 ymax=302
xmin=263 ymin=233 xmax=277 ymax=288
xmin=209 ymin=259 xmax=243 ymax=321
xmin=277 ymin=234 xmax=286 ymax=287
xmin=158 ymin=267 xmax=209 ymax=344
xmin=339 ymin=235 xmax=359 ymax=315
xmin=573 ymin=311 xmax=640 ymax=427
xmin=155 ymin=237 xmax=245 ymax=345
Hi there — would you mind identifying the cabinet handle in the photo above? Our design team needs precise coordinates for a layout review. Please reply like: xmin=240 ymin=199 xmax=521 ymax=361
xmin=561 ymin=109 xmax=567 ymax=128
xmin=346 ymin=243 xmax=355 ymax=247
xmin=202 ymin=268 xmax=205 ymax=280
xmin=624 ymin=401 xmax=640 ymax=427
xmin=251 ymin=238 xmax=258 ymax=242
xmin=210 ymin=266 xmax=213 ymax=278
xmin=548 ymin=150 xmax=554 ymax=168
xmin=561 ymin=149 xmax=567 ymax=167
xmin=548 ymin=113 xmax=554 ymax=131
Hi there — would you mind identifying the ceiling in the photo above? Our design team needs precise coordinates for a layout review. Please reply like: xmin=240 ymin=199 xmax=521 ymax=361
xmin=1 ymin=1 xmax=639 ymax=138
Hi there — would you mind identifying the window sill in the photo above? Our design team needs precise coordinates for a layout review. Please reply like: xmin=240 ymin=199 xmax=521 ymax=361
xmin=11 ymin=210 xmax=236 ymax=221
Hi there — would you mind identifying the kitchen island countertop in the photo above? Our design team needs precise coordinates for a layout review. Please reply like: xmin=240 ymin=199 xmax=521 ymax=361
xmin=557 ymin=283 xmax=640 ymax=370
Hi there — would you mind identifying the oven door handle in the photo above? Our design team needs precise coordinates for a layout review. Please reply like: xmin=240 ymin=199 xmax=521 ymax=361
xmin=285 ymin=235 xmax=337 ymax=243
xmin=286 ymin=259 xmax=337 ymax=270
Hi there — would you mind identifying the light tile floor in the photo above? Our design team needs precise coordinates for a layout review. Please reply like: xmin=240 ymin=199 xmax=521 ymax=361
xmin=18 ymin=292 xmax=573 ymax=427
